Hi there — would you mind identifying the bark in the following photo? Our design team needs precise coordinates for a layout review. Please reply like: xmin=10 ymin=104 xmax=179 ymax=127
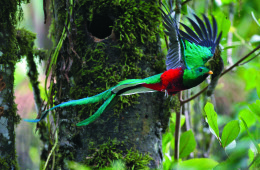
xmin=0 ymin=64 xmax=19 ymax=169
xmin=0 ymin=0 xmax=23 ymax=168
xmin=41 ymin=0 xmax=171 ymax=169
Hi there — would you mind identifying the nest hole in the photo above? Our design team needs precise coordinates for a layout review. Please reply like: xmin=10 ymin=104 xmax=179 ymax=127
xmin=87 ymin=14 xmax=114 ymax=39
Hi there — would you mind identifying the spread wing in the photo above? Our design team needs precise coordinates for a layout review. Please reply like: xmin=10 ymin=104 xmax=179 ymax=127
xmin=159 ymin=1 xmax=185 ymax=70
xmin=179 ymin=14 xmax=222 ymax=55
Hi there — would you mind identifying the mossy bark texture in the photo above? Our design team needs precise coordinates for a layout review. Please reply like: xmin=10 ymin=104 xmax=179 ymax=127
xmin=46 ymin=0 xmax=171 ymax=169
xmin=0 ymin=0 xmax=25 ymax=169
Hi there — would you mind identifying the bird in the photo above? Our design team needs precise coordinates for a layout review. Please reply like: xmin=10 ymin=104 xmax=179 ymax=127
xmin=24 ymin=3 xmax=222 ymax=126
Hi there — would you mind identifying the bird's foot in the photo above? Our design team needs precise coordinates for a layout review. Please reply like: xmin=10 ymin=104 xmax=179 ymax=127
xmin=165 ymin=90 xmax=169 ymax=98
xmin=161 ymin=89 xmax=170 ymax=98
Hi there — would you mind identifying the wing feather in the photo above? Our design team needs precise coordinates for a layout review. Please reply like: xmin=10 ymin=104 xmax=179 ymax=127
xmin=159 ymin=1 xmax=184 ymax=70
xmin=180 ymin=13 xmax=222 ymax=55
xmin=180 ymin=23 xmax=201 ymax=42
xmin=212 ymin=15 xmax=218 ymax=42
xmin=187 ymin=18 xmax=205 ymax=40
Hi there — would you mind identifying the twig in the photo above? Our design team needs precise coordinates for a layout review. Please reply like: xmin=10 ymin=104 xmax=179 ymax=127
xmin=221 ymin=45 xmax=260 ymax=76
xmin=183 ymin=90 xmax=191 ymax=130
xmin=182 ymin=45 xmax=260 ymax=104
xmin=43 ymin=130 xmax=59 ymax=170
xmin=43 ymin=0 xmax=47 ymax=24
xmin=174 ymin=107 xmax=182 ymax=161
xmin=182 ymin=86 xmax=208 ymax=104
xmin=175 ymin=92 xmax=182 ymax=161
xmin=174 ymin=0 xmax=182 ymax=162
xmin=181 ymin=0 xmax=192 ymax=6
xmin=239 ymin=51 xmax=260 ymax=66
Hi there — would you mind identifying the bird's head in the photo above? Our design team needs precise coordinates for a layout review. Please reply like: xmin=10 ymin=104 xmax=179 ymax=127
xmin=193 ymin=66 xmax=213 ymax=77
xmin=183 ymin=66 xmax=213 ymax=88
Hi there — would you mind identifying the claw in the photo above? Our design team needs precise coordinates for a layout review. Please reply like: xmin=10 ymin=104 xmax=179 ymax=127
xmin=165 ymin=90 xmax=169 ymax=98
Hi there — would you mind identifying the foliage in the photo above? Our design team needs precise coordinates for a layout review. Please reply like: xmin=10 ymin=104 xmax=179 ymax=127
xmin=205 ymin=102 xmax=220 ymax=141
xmin=179 ymin=130 xmax=196 ymax=158
xmin=178 ymin=158 xmax=218 ymax=170
xmin=162 ymin=0 xmax=260 ymax=169
xmin=83 ymin=140 xmax=152 ymax=169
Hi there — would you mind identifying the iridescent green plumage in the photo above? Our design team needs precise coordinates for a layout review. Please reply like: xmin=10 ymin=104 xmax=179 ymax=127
xmin=184 ymin=40 xmax=212 ymax=69
xmin=24 ymin=73 xmax=164 ymax=126
xmin=183 ymin=66 xmax=210 ymax=88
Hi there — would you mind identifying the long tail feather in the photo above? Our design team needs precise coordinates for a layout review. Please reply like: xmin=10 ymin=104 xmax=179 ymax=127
xmin=24 ymin=74 xmax=162 ymax=125
xmin=76 ymin=94 xmax=117 ymax=126
xmin=23 ymin=118 xmax=41 ymax=123
xmin=23 ymin=110 xmax=49 ymax=123
xmin=23 ymin=89 xmax=112 ymax=123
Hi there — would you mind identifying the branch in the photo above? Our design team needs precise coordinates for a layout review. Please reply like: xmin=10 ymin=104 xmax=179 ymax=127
xmin=181 ymin=0 xmax=192 ymax=6
xmin=174 ymin=0 xmax=182 ymax=162
xmin=182 ymin=45 xmax=260 ymax=104
xmin=239 ymin=51 xmax=260 ymax=65
xmin=43 ymin=0 xmax=47 ymax=24
xmin=183 ymin=90 xmax=191 ymax=131
xmin=221 ymin=45 xmax=260 ymax=76
xmin=174 ymin=104 xmax=182 ymax=161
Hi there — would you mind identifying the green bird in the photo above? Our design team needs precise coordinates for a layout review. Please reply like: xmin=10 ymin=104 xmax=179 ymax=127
xmin=24 ymin=3 xmax=222 ymax=126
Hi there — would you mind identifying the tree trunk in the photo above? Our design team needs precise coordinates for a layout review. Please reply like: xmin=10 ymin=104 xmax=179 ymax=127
xmin=0 ymin=0 xmax=22 ymax=168
xmin=42 ymin=0 xmax=171 ymax=169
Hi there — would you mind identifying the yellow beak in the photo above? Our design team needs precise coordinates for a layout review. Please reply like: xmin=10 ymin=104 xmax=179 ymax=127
xmin=208 ymin=70 xmax=213 ymax=75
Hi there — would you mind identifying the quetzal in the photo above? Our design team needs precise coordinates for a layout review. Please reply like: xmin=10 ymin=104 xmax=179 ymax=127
xmin=24 ymin=4 xmax=222 ymax=126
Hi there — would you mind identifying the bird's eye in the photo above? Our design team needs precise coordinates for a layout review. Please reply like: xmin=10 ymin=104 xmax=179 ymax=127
xmin=199 ymin=68 xmax=203 ymax=72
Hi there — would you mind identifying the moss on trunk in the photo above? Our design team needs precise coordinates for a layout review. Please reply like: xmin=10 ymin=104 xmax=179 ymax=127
xmin=43 ymin=0 xmax=172 ymax=169
xmin=0 ymin=0 xmax=24 ymax=168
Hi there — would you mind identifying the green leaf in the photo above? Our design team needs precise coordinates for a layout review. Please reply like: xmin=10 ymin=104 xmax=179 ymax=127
xmin=170 ymin=112 xmax=186 ymax=130
xmin=248 ymin=100 xmax=260 ymax=121
xmin=213 ymin=161 xmax=233 ymax=170
xmin=221 ymin=120 xmax=240 ymax=148
xmin=240 ymin=117 xmax=260 ymax=154
xmin=204 ymin=102 xmax=220 ymax=139
xmin=222 ymin=0 xmax=236 ymax=4
xmin=239 ymin=109 xmax=256 ymax=132
xmin=179 ymin=130 xmax=196 ymax=158
xmin=163 ymin=155 xmax=174 ymax=170
xmin=162 ymin=132 xmax=173 ymax=154
xmin=178 ymin=158 xmax=218 ymax=170
xmin=252 ymin=11 xmax=260 ymax=27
